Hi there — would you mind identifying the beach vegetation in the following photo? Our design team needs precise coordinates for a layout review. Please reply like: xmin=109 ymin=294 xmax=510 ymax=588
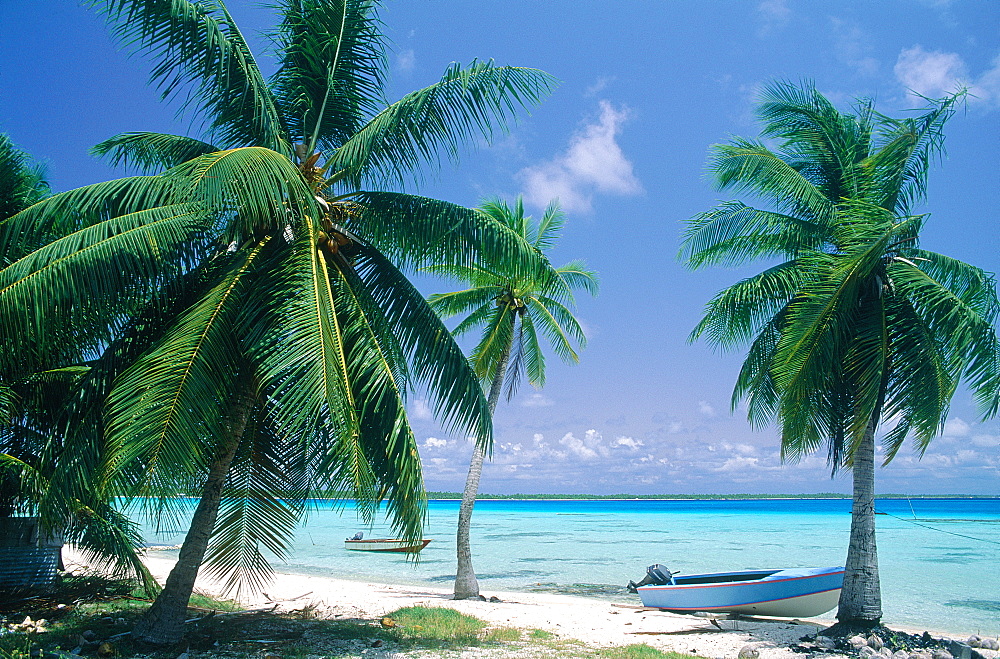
xmin=682 ymin=80 xmax=1000 ymax=627
xmin=0 ymin=0 xmax=554 ymax=645
xmin=597 ymin=645 xmax=693 ymax=659
xmin=427 ymin=196 xmax=598 ymax=599
xmin=388 ymin=605 xmax=489 ymax=644
xmin=0 ymin=136 xmax=158 ymax=592
xmin=529 ymin=627 xmax=558 ymax=640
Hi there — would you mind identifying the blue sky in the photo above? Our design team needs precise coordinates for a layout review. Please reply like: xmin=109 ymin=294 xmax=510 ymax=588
xmin=1 ymin=1 xmax=997 ymax=495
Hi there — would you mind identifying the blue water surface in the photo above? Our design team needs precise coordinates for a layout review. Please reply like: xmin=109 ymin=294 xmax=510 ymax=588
xmin=143 ymin=498 xmax=1000 ymax=636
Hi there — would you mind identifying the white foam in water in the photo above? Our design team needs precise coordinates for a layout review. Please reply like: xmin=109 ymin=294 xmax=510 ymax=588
xmin=143 ymin=498 xmax=1000 ymax=636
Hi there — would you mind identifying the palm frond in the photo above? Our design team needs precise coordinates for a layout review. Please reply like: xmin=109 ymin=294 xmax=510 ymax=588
xmin=103 ymin=243 xmax=268 ymax=495
xmin=0 ymin=133 xmax=49 ymax=221
xmin=163 ymin=147 xmax=317 ymax=241
xmin=270 ymin=0 xmax=387 ymax=153
xmin=204 ymin=407 xmax=304 ymax=596
xmin=92 ymin=132 xmax=220 ymax=173
xmin=346 ymin=192 xmax=547 ymax=277
xmin=329 ymin=61 xmax=556 ymax=188
xmin=708 ymin=138 xmax=835 ymax=225
xmin=681 ymin=201 xmax=828 ymax=268
xmin=350 ymin=244 xmax=492 ymax=444
xmin=525 ymin=296 xmax=582 ymax=364
xmin=90 ymin=0 xmax=289 ymax=151
xmin=0 ymin=204 xmax=211 ymax=374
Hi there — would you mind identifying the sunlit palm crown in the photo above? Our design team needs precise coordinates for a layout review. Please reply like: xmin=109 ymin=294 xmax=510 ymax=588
xmin=0 ymin=0 xmax=555 ymax=592
xmin=428 ymin=197 xmax=598 ymax=400
xmin=682 ymin=81 xmax=1000 ymax=468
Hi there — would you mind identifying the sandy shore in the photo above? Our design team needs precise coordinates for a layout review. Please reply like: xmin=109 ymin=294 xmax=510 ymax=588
xmin=62 ymin=550 xmax=998 ymax=659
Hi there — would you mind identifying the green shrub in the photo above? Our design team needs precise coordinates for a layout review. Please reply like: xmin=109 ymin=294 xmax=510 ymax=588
xmin=388 ymin=606 xmax=487 ymax=644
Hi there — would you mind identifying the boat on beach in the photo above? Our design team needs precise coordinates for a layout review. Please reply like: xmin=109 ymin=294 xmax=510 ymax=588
xmin=630 ymin=565 xmax=844 ymax=617
xmin=344 ymin=538 xmax=432 ymax=553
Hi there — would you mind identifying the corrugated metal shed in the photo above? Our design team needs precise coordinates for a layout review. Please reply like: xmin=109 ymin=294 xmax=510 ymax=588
xmin=0 ymin=517 xmax=62 ymax=594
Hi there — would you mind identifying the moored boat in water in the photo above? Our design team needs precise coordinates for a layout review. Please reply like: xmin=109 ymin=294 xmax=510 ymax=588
xmin=344 ymin=538 xmax=432 ymax=553
xmin=630 ymin=565 xmax=844 ymax=617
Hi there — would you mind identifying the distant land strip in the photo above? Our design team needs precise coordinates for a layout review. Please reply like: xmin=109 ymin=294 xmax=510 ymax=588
xmin=420 ymin=492 xmax=996 ymax=500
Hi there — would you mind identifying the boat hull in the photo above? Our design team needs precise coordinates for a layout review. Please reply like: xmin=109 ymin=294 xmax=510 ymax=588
xmin=344 ymin=539 xmax=431 ymax=553
xmin=637 ymin=567 xmax=844 ymax=617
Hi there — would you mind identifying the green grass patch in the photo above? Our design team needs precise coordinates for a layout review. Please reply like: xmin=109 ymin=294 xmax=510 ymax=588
xmin=529 ymin=628 xmax=557 ymax=640
xmin=387 ymin=605 xmax=488 ymax=645
xmin=598 ymin=645 xmax=698 ymax=659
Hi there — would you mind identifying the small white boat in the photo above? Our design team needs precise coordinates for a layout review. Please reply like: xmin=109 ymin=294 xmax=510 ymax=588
xmin=344 ymin=538 xmax=432 ymax=553
xmin=631 ymin=565 xmax=844 ymax=617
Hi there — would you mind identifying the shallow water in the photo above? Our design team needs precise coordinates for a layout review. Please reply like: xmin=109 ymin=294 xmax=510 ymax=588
xmin=142 ymin=498 xmax=1000 ymax=636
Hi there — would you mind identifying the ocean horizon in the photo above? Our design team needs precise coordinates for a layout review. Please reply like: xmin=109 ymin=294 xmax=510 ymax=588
xmin=142 ymin=497 xmax=1000 ymax=638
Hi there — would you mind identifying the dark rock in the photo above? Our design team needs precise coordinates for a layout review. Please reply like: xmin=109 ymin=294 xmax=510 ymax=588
xmin=489 ymin=596 xmax=501 ymax=603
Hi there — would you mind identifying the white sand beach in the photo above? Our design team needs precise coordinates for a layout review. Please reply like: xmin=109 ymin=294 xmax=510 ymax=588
xmin=66 ymin=551 xmax=998 ymax=659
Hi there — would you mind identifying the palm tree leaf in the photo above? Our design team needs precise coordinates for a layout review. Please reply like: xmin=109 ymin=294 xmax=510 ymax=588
xmin=163 ymin=147 xmax=317 ymax=241
xmin=554 ymin=261 xmax=599 ymax=299
xmin=525 ymin=296 xmax=581 ymax=364
xmin=350 ymin=244 xmax=492 ymax=443
xmin=870 ymin=91 xmax=963 ymax=214
xmin=329 ymin=258 xmax=426 ymax=542
xmin=517 ymin=311 xmax=546 ymax=389
xmin=0 ymin=204 xmax=211 ymax=374
xmin=534 ymin=199 xmax=566 ymax=251
xmin=270 ymin=0 xmax=387 ymax=152
xmin=92 ymin=132 xmax=220 ymax=173
xmin=689 ymin=261 xmax=803 ymax=349
xmin=0 ymin=133 xmax=49 ymax=221
xmin=346 ymin=192 xmax=546 ymax=277
xmin=681 ymin=201 xmax=828 ymax=268
xmin=329 ymin=61 xmax=556 ymax=188
xmin=90 ymin=0 xmax=289 ymax=152
xmin=103 ymin=243 xmax=268 ymax=495
xmin=708 ymin=138 xmax=835 ymax=225
xmin=247 ymin=226 xmax=360 ymax=457
xmin=471 ymin=305 xmax=515 ymax=384
xmin=1 ymin=175 xmax=183 ymax=259
xmin=427 ymin=286 xmax=503 ymax=321
xmin=203 ymin=406 xmax=305 ymax=597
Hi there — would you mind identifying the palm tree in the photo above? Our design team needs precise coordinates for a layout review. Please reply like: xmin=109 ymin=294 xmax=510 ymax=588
xmin=0 ymin=133 xmax=49 ymax=223
xmin=0 ymin=135 xmax=154 ymax=591
xmin=428 ymin=196 xmax=598 ymax=600
xmin=681 ymin=81 xmax=1000 ymax=628
xmin=0 ymin=0 xmax=555 ymax=643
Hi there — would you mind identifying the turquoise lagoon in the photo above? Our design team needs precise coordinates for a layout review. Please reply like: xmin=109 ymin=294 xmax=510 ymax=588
xmin=143 ymin=498 xmax=1000 ymax=636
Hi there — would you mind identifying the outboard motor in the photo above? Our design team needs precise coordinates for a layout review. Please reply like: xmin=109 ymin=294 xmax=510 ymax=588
xmin=627 ymin=564 xmax=676 ymax=592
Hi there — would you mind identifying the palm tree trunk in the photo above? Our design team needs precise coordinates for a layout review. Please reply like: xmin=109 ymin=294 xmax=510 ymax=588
xmin=131 ymin=385 xmax=255 ymax=645
xmin=836 ymin=416 xmax=882 ymax=626
xmin=453 ymin=336 xmax=512 ymax=600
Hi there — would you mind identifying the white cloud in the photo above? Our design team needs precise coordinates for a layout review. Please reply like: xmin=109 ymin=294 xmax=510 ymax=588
xmin=410 ymin=398 xmax=433 ymax=421
xmin=558 ymin=430 xmax=602 ymax=460
xmin=698 ymin=400 xmax=716 ymax=417
xmin=422 ymin=437 xmax=448 ymax=449
xmin=970 ymin=433 xmax=1000 ymax=448
xmin=891 ymin=45 xmax=1000 ymax=107
xmin=518 ymin=101 xmax=642 ymax=213
xmin=894 ymin=46 xmax=968 ymax=99
xmin=943 ymin=417 xmax=971 ymax=437
xmin=522 ymin=392 xmax=554 ymax=407
xmin=614 ymin=436 xmax=644 ymax=450
xmin=585 ymin=77 xmax=613 ymax=97
xmin=973 ymin=54 xmax=1000 ymax=106
xmin=395 ymin=49 xmax=416 ymax=73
